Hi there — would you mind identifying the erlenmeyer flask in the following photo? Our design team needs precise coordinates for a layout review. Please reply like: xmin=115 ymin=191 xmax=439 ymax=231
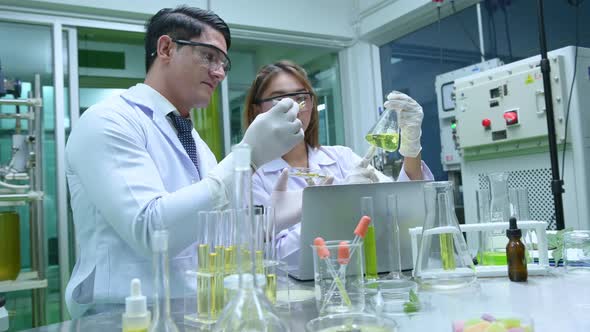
xmin=365 ymin=107 xmax=399 ymax=152
xmin=214 ymin=144 xmax=288 ymax=332
xmin=414 ymin=181 xmax=476 ymax=290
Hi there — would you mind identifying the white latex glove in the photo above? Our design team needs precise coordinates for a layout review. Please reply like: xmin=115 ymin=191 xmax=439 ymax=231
xmin=383 ymin=91 xmax=424 ymax=158
xmin=344 ymin=148 xmax=379 ymax=184
xmin=270 ymin=169 xmax=334 ymax=232
xmin=242 ymin=99 xmax=304 ymax=169
xmin=270 ymin=169 xmax=303 ymax=232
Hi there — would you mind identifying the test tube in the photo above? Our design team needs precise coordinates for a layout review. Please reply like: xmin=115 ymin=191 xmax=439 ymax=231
xmin=196 ymin=211 xmax=210 ymax=320
xmin=361 ymin=196 xmax=378 ymax=280
xmin=222 ymin=209 xmax=236 ymax=275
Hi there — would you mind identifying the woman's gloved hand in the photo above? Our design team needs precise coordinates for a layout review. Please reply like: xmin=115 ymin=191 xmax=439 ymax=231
xmin=383 ymin=91 xmax=424 ymax=158
xmin=344 ymin=158 xmax=379 ymax=184
xmin=270 ymin=168 xmax=334 ymax=232
xmin=270 ymin=169 xmax=303 ymax=232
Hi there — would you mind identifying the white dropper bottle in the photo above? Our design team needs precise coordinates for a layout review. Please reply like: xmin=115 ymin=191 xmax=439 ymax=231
xmin=122 ymin=278 xmax=151 ymax=332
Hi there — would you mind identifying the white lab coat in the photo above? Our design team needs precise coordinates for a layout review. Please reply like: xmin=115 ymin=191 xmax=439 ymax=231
xmin=251 ymin=145 xmax=434 ymax=267
xmin=65 ymin=84 xmax=228 ymax=318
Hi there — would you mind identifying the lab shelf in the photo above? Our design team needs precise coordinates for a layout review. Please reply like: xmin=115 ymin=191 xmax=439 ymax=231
xmin=0 ymin=271 xmax=48 ymax=293
xmin=0 ymin=74 xmax=47 ymax=326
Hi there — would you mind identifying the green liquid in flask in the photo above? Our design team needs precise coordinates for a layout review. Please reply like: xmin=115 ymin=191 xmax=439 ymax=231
xmin=365 ymin=133 xmax=399 ymax=152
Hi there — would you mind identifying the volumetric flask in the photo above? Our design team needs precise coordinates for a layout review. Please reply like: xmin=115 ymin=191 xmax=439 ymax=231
xmin=489 ymin=172 xmax=510 ymax=223
xmin=413 ymin=181 xmax=476 ymax=290
xmin=214 ymin=144 xmax=288 ymax=332
xmin=479 ymin=172 xmax=511 ymax=266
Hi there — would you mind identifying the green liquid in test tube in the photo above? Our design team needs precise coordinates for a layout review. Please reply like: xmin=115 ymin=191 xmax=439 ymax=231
xmin=440 ymin=233 xmax=456 ymax=270
xmin=364 ymin=225 xmax=378 ymax=279
xmin=361 ymin=196 xmax=378 ymax=280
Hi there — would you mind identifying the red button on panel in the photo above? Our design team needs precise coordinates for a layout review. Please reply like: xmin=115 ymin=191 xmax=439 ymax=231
xmin=482 ymin=118 xmax=491 ymax=128
xmin=504 ymin=111 xmax=518 ymax=125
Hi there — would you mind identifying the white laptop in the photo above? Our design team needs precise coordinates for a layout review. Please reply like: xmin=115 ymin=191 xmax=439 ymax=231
xmin=287 ymin=181 xmax=430 ymax=281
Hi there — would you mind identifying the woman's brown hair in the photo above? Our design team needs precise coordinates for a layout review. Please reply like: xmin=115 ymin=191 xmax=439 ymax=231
xmin=243 ymin=60 xmax=319 ymax=148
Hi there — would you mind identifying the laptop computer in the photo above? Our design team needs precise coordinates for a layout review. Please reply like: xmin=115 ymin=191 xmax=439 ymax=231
xmin=288 ymin=181 xmax=429 ymax=281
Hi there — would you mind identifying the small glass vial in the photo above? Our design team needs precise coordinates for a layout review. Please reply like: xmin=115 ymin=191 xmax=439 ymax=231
xmin=506 ymin=217 xmax=528 ymax=282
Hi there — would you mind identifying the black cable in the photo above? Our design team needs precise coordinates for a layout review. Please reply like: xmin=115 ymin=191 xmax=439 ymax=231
xmin=450 ymin=0 xmax=485 ymax=59
xmin=490 ymin=11 xmax=497 ymax=57
xmin=438 ymin=5 xmax=443 ymax=64
xmin=487 ymin=11 xmax=494 ymax=57
xmin=502 ymin=6 xmax=513 ymax=61
xmin=561 ymin=2 xmax=582 ymax=181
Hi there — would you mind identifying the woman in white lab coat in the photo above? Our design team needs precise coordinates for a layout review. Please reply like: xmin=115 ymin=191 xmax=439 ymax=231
xmin=242 ymin=60 xmax=434 ymax=266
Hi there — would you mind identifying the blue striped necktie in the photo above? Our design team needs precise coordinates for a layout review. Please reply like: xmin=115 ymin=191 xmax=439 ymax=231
xmin=168 ymin=113 xmax=200 ymax=180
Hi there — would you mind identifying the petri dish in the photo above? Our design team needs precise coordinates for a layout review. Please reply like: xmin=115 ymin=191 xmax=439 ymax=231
xmin=289 ymin=167 xmax=329 ymax=186
xmin=306 ymin=313 xmax=398 ymax=332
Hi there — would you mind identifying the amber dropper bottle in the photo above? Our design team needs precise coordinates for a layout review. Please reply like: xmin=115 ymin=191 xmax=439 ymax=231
xmin=506 ymin=217 xmax=528 ymax=282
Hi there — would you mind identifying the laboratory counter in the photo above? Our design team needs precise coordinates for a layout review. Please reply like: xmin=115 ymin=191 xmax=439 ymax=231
xmin=23 ymin=272 xmax=589 ymax=332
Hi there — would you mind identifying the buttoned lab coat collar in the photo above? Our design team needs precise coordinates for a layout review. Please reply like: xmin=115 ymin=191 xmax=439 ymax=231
xmin=260 ymin=145 xmax=337 ymax=174
xmin=120 ymin=83 xmax=201 ymax=178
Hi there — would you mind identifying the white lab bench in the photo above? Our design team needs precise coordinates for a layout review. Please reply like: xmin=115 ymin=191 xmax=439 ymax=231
xmin=21 ymin=271 xmax=589 ymax=331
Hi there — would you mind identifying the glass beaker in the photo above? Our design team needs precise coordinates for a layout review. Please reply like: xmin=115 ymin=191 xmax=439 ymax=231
xmin=509 ymin=187 xmax=530 ymax=221
xmin=413 ymin=181 xmax=476 ymax=290
xmin=312 ymin=240 xmax=365 ymax=316
xmin=214 ymin=144 xmax=288 ymax=332
xmin=563 ymin=230 xmax=590 ymax=273
xmin=365 ymin=107 xmax=399 ymax=152
xmin=0 ymin=211 xmax=20 ymax=281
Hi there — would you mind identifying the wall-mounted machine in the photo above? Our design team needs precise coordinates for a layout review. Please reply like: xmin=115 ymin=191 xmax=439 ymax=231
xmin=436 ymin=59 xmax=503 ymax=172
xmin=455 ymin=46 xmax=590 ymax=230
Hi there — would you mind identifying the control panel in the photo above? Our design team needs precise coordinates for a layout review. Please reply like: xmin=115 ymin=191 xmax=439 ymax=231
xmin=435 ymin=59 xmax=503 ymax=171
xmin=454 ymin=56 xmax=567 ymax=153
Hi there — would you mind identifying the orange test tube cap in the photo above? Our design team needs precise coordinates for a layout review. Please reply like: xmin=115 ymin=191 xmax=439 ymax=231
xmin=314 ymin=237 xmax=330 ymax=259
xmin=354 ymin=216 xmax=372 ymax=238
xmin=337 ymin=241 xmax=350 ymax=265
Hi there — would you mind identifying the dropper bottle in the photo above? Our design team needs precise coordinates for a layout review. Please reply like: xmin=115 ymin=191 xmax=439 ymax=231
xmin=122 ymin=278 xmax=150 ymax=332
xmin=506 ymin=217 xmax=528 ymax=282
xmin=149 ymin=230 xmax=179 ymax=332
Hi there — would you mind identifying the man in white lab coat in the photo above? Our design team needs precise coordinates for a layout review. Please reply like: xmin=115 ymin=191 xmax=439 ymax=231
xmin=64 ymin=6 xmax=304 ymax=318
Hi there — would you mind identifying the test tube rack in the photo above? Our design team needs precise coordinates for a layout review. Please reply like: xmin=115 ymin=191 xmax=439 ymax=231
xmin=409 ymin=220 xmax=549 ymax=277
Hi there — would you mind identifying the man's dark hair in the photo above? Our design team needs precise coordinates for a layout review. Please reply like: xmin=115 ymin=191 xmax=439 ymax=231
xmin=144 ymin=5 xmax=231 ymax=72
